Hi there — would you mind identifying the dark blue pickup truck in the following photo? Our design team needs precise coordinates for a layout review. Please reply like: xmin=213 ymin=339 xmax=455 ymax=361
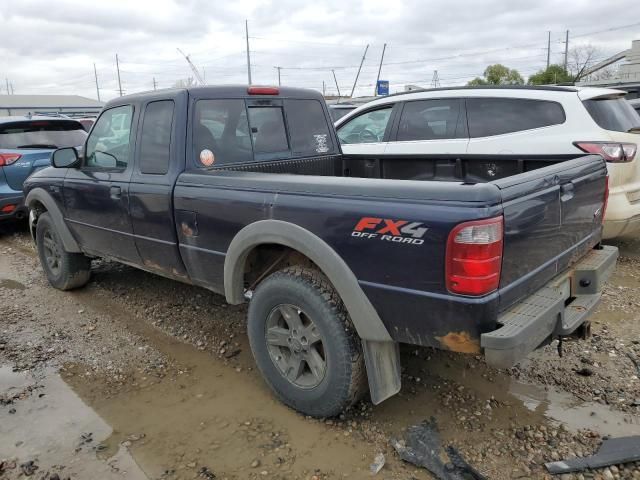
xmin=24 ymin=85 xmax=618 ymax=417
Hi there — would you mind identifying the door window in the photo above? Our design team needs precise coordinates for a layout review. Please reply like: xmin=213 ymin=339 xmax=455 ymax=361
xmin=139 ymin=100 xmax=174 ymax=175
xmin=337 ymin=107 xmax=392 ymax=144
xmin=193 ymin=99 xmax=253 ymax=166
xmin=467 ymin=98 xmax=565 ymax=138
xmin=397 ymin=99 xmax=464 ymax=141
xmin=85 ymin=105 xmax=134 ymax=169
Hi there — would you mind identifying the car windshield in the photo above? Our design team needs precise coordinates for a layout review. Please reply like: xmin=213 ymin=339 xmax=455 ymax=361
xmin=583 ymin=97 xmax=640 ymax=133
xmin=0 ymin=120 xmax=87 ymax=149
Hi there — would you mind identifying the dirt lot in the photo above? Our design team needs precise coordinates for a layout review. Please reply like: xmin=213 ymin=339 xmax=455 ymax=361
xmin=1 ymin=222 xmax=639 ymax=480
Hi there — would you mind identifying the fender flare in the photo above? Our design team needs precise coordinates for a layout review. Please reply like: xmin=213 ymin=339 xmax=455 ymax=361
xmin=25 ymin=188 xmax=81 ymax=253
xmin=224 ymin=219 xmax=392 ymax=343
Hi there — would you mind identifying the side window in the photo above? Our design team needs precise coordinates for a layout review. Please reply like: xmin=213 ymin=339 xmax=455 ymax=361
xmin=139 ymin=100 xmax=174 ymax=175
xmin=467 ymin=98 xmax=565 ymax=138
xmin=193 ymin=99 xmax=252 ymax=166
xmin=397 ymin=99 xmax=464 ymax=141
xmin=285 ymin=99 xmax=335 ymax=155
xmin=247 ymin=106 xmax=289 ymax=154
xmin=337 ymin=107 xmax=392 ymax=144
xmin=85 ymin=105 xmax=133 ymax=169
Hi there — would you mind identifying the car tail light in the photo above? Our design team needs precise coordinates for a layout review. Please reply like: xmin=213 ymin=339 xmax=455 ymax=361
xmin=1 ymin=204 xmax=16 ymax=213
xmin=574 ymin=142 xmax=637 ymax=162
xmin=0 ymin=153 xmax=21 ymax=167
xmin=247 ymin=86 xmax=279 ymax=95
xmin=446 ymin=216 xmax=504 ymax=296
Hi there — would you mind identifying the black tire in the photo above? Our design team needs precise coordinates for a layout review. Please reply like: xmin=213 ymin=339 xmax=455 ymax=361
xmin=248 ymin=266 xmax=366 ymax=417
xmin=36 ymin=212 xmax=91 ymax=290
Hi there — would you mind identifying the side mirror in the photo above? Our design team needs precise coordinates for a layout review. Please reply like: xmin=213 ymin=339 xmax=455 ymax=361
xmin=52 ymin=147 xmax=80 ymax=168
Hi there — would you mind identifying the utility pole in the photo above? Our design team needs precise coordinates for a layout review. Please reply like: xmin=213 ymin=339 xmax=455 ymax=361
xmin=546 ymin=31 xmax=551 ymax=69
xmin=322 ymin=80 xmax=326 ymax=96
xmin=563 ymin=30 xmax=569 ymax=72
xmin=5 ymin=78 xmax=9 ymax=95
xmin=275 ymin=66 xmax=282 ymax=86
xmin=153 ymin=77 xmax=157 ymax=90
xmin=350 ymin=44 xmax=369 ymax=99
xmin=374 ymin=43 xmax=387 ymax=96
xmin=93 ymin=63 xmax=101 ymax=101
xmin=116 ymin=54 xmax=124 ymax=97
xmin=332 ymin=70 xmax=341 ymax=103
xmin=10 ymin=83 xmax=14 ymax=95
xmin=245 ymin=20 xmax=252 ymax=85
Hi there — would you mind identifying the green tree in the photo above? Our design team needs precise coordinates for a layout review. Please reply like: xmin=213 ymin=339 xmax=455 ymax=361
xmin=467 ymin=64 xmax=524 ymax=86
xmin=528 ymin=64 xmax=573 ymax=85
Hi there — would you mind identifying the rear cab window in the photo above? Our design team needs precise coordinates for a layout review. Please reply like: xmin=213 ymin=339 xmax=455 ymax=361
xmin=192 ymin=96 xmax=336 ymax=168
xmin=467 ymin=98 xmax=566 ymax=137
xmin=139 ymin=100 xmax=175 ymax=175
xmin=583 ymin=96 xmax=640 ymax=133
xmin=0 ymin=119 xmax=87 ymax=149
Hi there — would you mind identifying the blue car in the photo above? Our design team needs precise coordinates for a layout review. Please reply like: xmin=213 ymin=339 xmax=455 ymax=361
xmin=0 ymin=116 xmax=87 ymax=220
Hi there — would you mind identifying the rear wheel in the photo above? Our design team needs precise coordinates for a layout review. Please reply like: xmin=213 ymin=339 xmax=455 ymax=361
xmin=36 ymin=212 xmax=91 ymax=290
xmin=248 ymin=266 xmax=366 ymax=417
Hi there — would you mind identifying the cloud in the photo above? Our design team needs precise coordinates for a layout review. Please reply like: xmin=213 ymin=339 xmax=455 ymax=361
xmin=0 ymin=0 xmax=638 ymax=100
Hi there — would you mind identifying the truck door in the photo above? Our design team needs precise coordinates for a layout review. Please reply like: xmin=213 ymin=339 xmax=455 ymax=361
xmin=129 ymin=94 xmax=189 ymax=279
xmin=63 ymin=104 xmax=140 ymax=263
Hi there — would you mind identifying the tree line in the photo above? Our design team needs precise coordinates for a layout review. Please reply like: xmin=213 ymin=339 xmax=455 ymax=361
xmin=466 ymin=45 xmax=613 ymax=86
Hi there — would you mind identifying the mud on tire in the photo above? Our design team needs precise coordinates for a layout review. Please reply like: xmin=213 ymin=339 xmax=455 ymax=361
xmin=247 ymin=266 xmax=366 ymax=418
xmin=36 ymin=212 xmax=91 ymax=290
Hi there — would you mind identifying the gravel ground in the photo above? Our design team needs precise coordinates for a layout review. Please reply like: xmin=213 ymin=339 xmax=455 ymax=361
xmin=1 ymin=222 xmax=639 ymax=480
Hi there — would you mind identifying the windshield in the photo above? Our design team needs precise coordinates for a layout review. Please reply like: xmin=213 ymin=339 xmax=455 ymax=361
xmin=0 ymin=120 xmax=87 ymax=149
xmin=583 ymin=97 xmax=640 ymax=133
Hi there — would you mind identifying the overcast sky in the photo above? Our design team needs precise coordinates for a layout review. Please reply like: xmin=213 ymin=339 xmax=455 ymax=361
xmin=1 ymin=0 xmax=639 ymax=101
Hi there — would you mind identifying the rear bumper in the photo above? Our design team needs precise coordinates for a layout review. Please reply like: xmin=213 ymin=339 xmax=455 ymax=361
xmin=481 ymin=245 xmax=618 ymax=368
xmin=603 ymin=188 xmax=640 ymax=239
xmin=0 ymin=192 xmax=26 ymax=220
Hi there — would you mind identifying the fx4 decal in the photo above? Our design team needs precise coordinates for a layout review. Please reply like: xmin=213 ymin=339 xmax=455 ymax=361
xmin=351 ymin=217 xmax=428 ymax=245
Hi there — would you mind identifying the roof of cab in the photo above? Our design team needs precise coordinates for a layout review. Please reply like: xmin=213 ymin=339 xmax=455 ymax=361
xmin=105 ymin=85 xmax=324 ymax=107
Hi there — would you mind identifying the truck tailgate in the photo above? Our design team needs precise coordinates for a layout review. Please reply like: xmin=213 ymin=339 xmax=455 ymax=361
xmin=493 ymin=154 xmax=608 ymax=311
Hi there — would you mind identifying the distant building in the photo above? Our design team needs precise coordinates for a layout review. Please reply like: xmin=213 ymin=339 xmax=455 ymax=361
xmin=578 ymin=39 xmax=640 ymax=99
xmin=0 ymin=94 xmax=104 ymax=117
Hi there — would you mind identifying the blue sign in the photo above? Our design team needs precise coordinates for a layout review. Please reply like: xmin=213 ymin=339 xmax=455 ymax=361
xmin=376 ymin=80 xmax=389 ymax=95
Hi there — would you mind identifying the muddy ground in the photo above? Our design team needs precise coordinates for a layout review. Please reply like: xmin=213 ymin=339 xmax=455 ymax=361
xmin=1 ymin=222 xmax=639 ymax=480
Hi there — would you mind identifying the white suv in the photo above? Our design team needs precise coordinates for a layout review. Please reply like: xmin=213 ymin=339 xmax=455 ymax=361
xmin=335 ymin=86 xmax=640 ymax=239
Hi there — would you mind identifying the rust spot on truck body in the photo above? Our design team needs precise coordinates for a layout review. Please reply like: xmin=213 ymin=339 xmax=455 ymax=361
xmin=435 ymin=331 xmax=481 ymax=354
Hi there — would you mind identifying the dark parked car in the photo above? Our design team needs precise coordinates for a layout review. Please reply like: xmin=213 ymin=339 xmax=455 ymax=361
xmin=0 ymin=116 xmax=86 ymax=220
xmin=24 ymin=85 xmax=617 ymax=417
xmin=328 ymin=103 xmax=357 ymax=122
xmin=630 ymin=98 xmax=640 ymax=115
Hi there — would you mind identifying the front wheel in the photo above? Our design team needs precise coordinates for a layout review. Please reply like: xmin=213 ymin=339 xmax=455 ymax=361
xmin=36 ymin=212 xmax=91 ymax=290
xmin=247 ymin=266 xmax=366 ymax=417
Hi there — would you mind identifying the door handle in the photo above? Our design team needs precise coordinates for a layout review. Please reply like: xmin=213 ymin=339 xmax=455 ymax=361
xmin=110 ymin=186 xmax=122 ymax=199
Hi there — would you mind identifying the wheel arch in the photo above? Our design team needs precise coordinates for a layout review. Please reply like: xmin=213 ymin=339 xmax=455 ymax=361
xmin=224 ymin=220 xmax=391 ymax=343
xmin=25 ymin=188 xmax=81 ymax=253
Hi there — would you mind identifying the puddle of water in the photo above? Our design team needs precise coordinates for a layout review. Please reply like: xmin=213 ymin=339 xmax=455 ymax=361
xmin=0 ymin=366 xmax=148 ymax=479
xmin=0 ymin=278 xmax=25 ymax=290
xmin=509 ymin=380 xmax=640 ymax=437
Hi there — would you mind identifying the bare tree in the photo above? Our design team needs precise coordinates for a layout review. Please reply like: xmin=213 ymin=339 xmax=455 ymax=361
xmin=172 ymin=77 xmax=197 ymax=88
xmin=568 ymin=45 xmax=599 ymax=82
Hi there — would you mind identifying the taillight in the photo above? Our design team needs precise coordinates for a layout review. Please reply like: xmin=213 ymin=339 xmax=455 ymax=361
xmin=247 ymin=86 xmax=279 ymax=95
xmin=446 ymin=216 xmax=504 ymax=296
xmin=0 ymin=153 xmax=21 ymax=167
xmin=574 ymin=142 xmax=637 ymax=162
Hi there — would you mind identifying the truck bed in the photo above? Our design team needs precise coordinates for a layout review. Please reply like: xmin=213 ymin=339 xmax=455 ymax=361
xmin=175 ymin=153 xmax=607 ymax=349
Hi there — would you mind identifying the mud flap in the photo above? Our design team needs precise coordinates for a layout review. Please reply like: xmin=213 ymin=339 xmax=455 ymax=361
xmin=362 ymin=340 xmax=401 ymax=405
